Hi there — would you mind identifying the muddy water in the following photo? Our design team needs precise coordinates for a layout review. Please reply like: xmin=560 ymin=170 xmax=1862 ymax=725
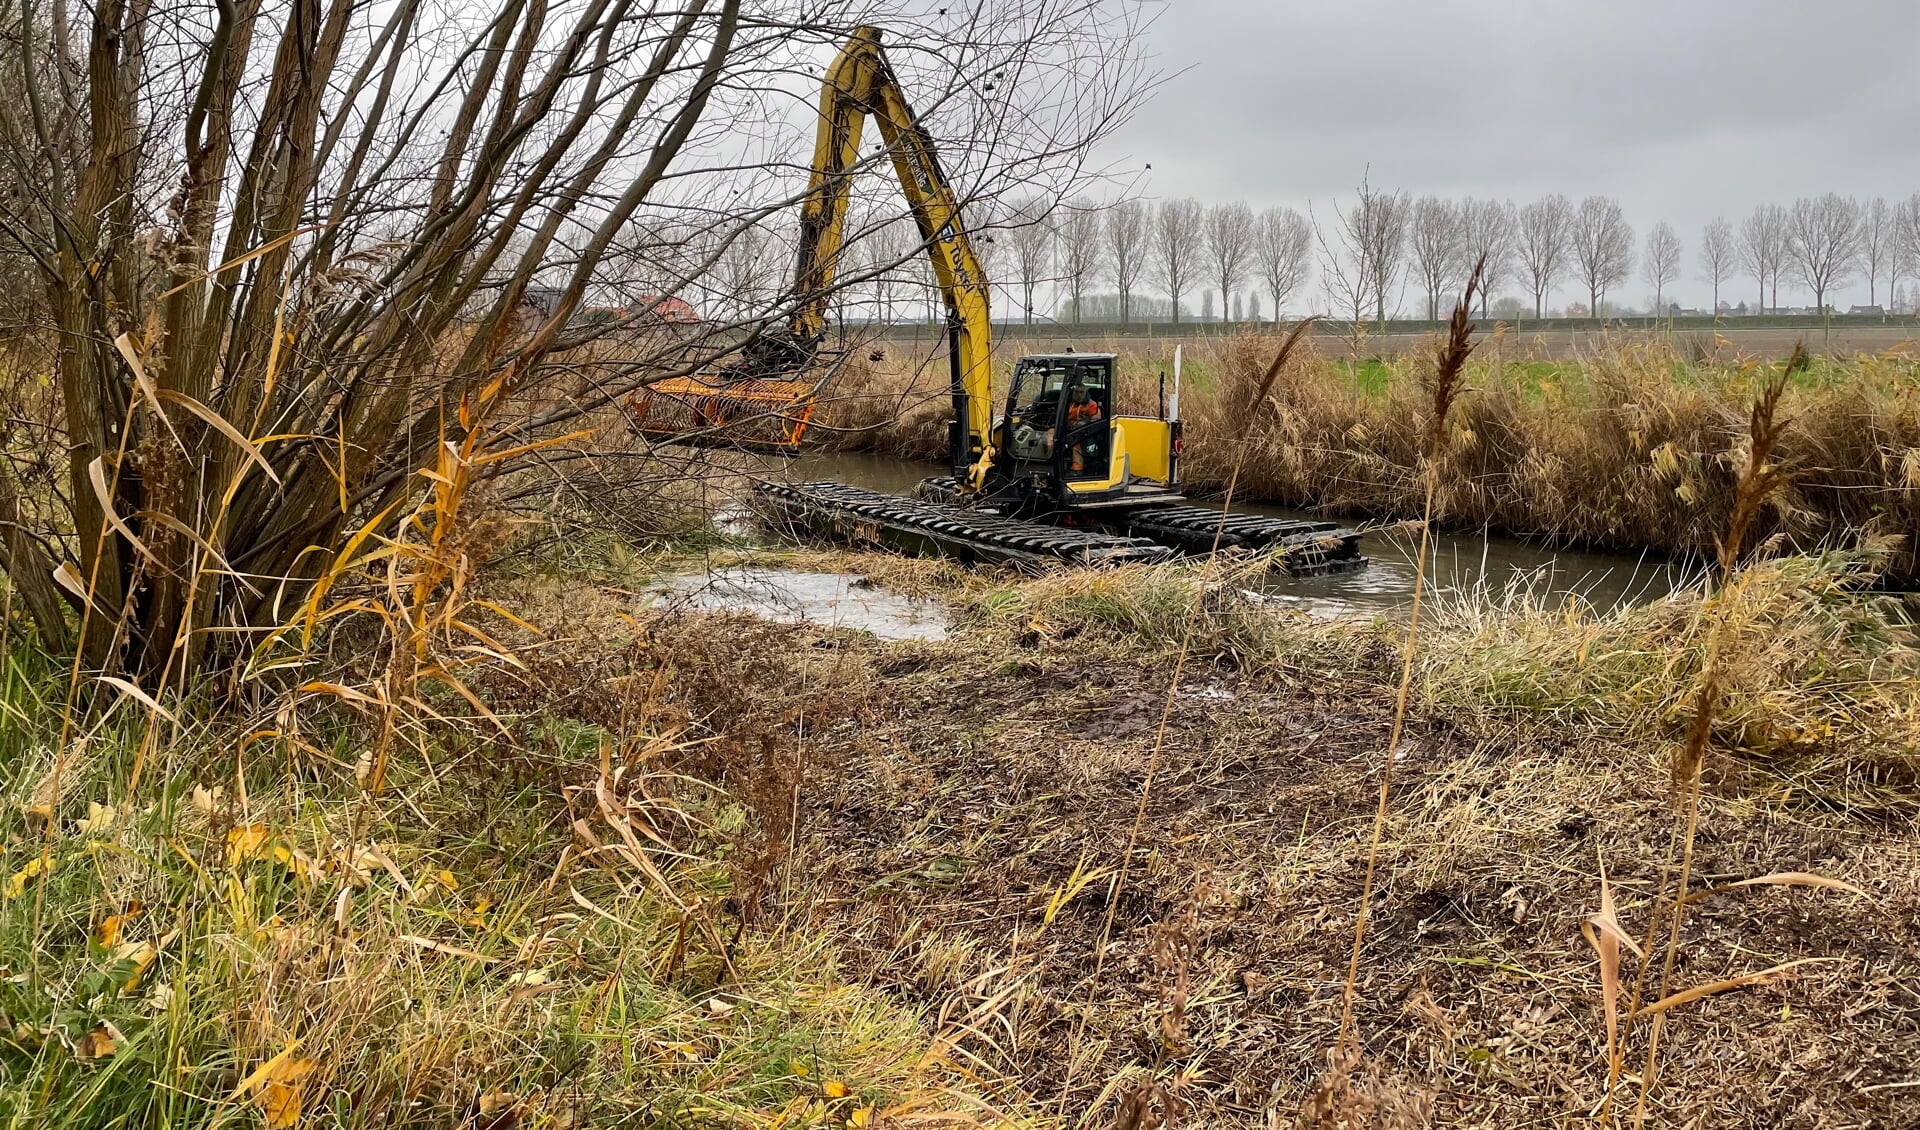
xmin=752 ymin=451 xmax=1697 ymax=618
xmin=648 ymin=567 xmax=949 ymax=640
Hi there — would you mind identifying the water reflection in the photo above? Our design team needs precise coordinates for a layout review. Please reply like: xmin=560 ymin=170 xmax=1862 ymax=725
xmin=1240 ymin=503 xmax=1700 ymax=618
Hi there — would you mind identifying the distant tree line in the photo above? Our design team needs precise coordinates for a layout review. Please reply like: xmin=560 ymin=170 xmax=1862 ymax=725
xmin=940 ymin=188 xmax=1920 ymax=325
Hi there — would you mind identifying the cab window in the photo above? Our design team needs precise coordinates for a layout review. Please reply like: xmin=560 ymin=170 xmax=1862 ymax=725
xmin=1002 ymin=358 xmax=1113 ymax=466
xmin=1005 ymin=359 xmax=1073 ymax=461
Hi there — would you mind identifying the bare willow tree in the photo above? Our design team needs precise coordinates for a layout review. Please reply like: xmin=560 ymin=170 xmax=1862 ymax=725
xmin=0 ymin=0 xmax=1145 ymax=677
xmin=1358 ymin=185 xmax=1409 ymax=323
xmin=1316 ymin=176 xmax=1408 ymax=329
xmin=1203 ymin=201 xmax=1254 ymax=325
xmin=1056 ymin=200 xmax=1105 ymax=323
xmin=1255 ymin=205 xmax=1311 ymax=322
xmin=1105 ymin=198 xmax=1149 ymax=325
xmin=1858 ymin=197 xmax=1893 ymax=307
xmin=862 ymin=218 xmax=915 ymax=322
xmin=1149 ymin=197 xmax=1203 ymax=323
xmin=1895 ymin=195 xmax=1920 ymax=309
xmin=714 ymin=221 xmax=782 ymax=321
xmin=1642 ymin=221 xmax=1682 ymax=313
xmin=1788 ymin=193 xmax=1862 ymax=313
xmin=1741 ymin=203 xmax=1791 ymax=311
xmin=1408 ymin=196 xmax=1463 ymax=320
xmin=1004 ymin=198 xmax=1053 ymax=324
xmin=1699 ymin=217 xmax=1735 ymax=312
xmin=1459 ymin=197 xmax=1514 ymax=316
xmin=1518 ymin=194 xmax=1572 ymax=317
xmin=1571 ymin=195 xmax=1634 ymax=315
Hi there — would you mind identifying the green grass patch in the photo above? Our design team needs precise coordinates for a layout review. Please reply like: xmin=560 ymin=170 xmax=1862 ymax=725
xmin=0 ymin=650 xmax=1016 ymax=1129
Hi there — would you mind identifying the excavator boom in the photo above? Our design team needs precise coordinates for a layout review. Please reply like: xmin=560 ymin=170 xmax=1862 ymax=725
xmin=789 ymin=26 xmax=994 ymax=481
xmin=635 ymin=26 xmax=994 ymax=480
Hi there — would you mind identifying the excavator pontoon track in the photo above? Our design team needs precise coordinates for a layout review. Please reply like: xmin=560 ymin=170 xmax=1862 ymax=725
xmin=756 ymin=481 xmax=1171 ymax=567
xmin=1120 ymin=504 xmax=1367 ymax=576
xmin=913 ymin=477 xmax=1369 ymax=576
xmin=758 ymin=480 xmax=1369 ymax=575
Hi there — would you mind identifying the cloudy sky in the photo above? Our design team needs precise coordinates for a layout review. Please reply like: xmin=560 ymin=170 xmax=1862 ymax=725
xmin=1095 ymin=0 xmax=1920 ymax=309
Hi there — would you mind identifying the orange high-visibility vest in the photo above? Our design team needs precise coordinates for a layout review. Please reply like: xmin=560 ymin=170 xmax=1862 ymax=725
xmin=1064 ymin=399 xmax=1101 ymax=471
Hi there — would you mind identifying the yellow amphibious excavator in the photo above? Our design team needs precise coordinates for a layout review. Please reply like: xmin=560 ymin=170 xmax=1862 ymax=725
xmin=666 ymin=26 xmax=1363 ymax=570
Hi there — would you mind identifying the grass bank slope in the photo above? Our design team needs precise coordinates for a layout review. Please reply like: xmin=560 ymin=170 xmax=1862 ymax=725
xmin=9 ymin=542 xmax=1914 ymax=1128
xmin=0 ymin=633 xmax=1031 ymax=1129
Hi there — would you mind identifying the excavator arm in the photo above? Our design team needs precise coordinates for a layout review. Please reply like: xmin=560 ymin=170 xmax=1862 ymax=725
xmin=788 ymin=26 xmax=996 ymax=487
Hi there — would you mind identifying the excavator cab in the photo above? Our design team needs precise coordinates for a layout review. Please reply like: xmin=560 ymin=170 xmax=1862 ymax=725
xmin=993 ymin=352 xmax=1183 ymax=510
xmin=998 ymin=355 xmax=1112 ymax=484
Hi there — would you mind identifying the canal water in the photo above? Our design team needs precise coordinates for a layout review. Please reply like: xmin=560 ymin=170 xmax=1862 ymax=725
xmin=734 ymin=450 xmax=1698 ymax=619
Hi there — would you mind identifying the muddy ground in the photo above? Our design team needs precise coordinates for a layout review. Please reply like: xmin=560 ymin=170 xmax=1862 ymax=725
xmin=536 ymin=575 xmax=1920 ymax=1129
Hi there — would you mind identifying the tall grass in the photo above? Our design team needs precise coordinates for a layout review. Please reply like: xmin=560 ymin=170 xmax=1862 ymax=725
xmin=1184 ymin=335 xmax=1920 ymax=579
xmin=0 ymin=666 xmax=996 ymax=1128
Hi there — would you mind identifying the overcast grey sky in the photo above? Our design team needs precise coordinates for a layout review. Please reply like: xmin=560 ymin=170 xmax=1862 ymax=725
xmin=1097 ymin=0 xmax=1920 ymax=309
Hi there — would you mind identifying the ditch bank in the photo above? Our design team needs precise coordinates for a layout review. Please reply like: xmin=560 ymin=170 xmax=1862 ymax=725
xmin=540 ymin=547 xmax=1920 ymax=1128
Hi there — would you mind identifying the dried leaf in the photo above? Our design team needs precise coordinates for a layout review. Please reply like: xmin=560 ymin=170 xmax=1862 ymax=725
xmin=95 ymin=913 xmax=127 ymax=949
xmin=154 ymin=386 xmax=283 ymax=485
xmin=86 ymin=457 xmax=157 ymax=563
xmin=114 ymin=334 xmax=182 ymax=453
xmin=96 ymin=674 xmax=178 ymax=724
xmin=227 ymin=823 xmax=272 ymax=865
xmin=76 ymin=801 xmax=118 ymax=835
xmin=1580 ymin=857 xmax=1635 ymax=1078
xmin=112 ymin=939 xmax=159 ymax=994
xmin=260 ymin=1081 xmax=303 ymax=1128
xmin=1679 ymin=871 xmax=1867 ymax=907
xmin=51 ymin=561 xmax=98 ymax=610
xmin=297 ymin=681 xmax=379 ymax=708
xmin=272 ymin=843 xmax=322 ymax=884
xmin=231 ymin=1042 xmax=304 ymax=1099
xmin=74 ymin=1022 xmax=123 ymax=1060
xmin=235 ymin=1051 xmax=317 ymax=1129
xmin=1632 ymin=957 xmax=1835 ymax=1019
xmin=4 ymin=853 xmax=54 ymax=900
xmin=352 ymin=845 xmax=416 ymax=897
xmin=822 ymin=1080 xmax=849 ymax=1099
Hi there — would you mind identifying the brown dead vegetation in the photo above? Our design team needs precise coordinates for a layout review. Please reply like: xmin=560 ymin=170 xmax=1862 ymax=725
xmin=506 ymin=549 xmax=1919 ymax=1129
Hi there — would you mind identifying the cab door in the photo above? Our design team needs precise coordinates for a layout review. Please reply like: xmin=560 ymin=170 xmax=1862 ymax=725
xmin=999 ymin=358 xmax=1072 ymax=480
xmin=1054 ymin=360 xmax=1113 ymax=484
